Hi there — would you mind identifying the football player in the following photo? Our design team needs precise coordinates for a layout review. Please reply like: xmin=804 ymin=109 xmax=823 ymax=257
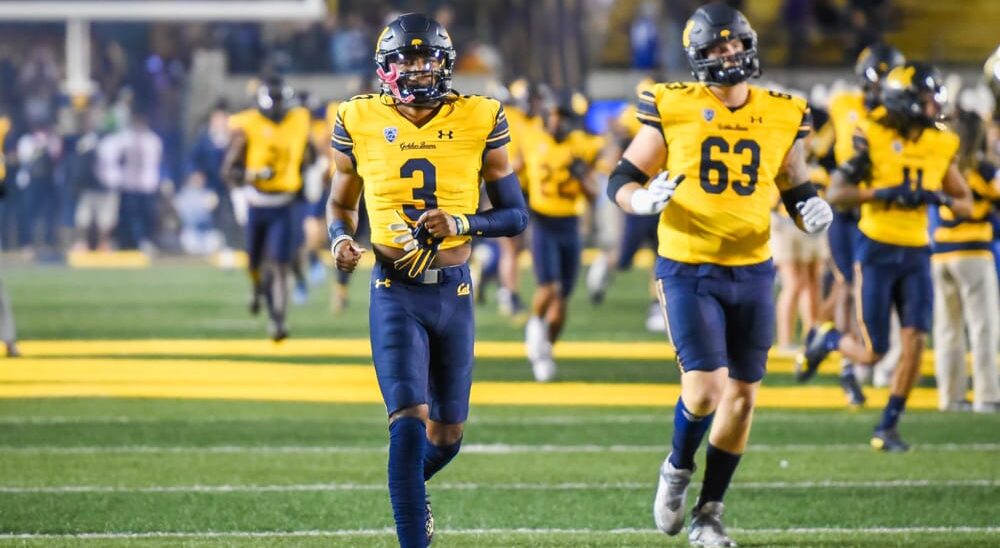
xmin=796 ymin=44 xmax=905 ymax=405
xmin=523 ymin=90 xmax=600 ymax=382
xmin=327 ymin=13 xmax=527 ymax=547
xmin=221 ymin=75 xmax=315 ymax=341
xmin=606 ymin=4 xmax=832 ymax=545
xmin=808 ymin=62 xmax=973 ymax=450
xmin=586 ymin=76 xmax=668 ymax=332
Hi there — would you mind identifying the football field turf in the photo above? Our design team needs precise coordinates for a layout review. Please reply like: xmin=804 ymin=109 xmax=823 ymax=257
xmin=1 ymin=263 xmax=998 ymax=547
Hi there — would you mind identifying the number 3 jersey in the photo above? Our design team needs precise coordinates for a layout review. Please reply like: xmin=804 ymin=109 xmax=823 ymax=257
xmin=333 ymin=93 xmax=510 ymax=251
xmin=637 ymin=82 xmax=811 ymax=266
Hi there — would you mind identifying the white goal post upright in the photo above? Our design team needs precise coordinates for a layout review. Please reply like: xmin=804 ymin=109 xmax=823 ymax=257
xmin=0 ymin=0 xmax=328 ymax=97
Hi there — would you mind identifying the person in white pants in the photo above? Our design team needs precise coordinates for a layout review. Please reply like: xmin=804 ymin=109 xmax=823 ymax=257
xmin=931 ymin=157 xmax=1000 ymax=413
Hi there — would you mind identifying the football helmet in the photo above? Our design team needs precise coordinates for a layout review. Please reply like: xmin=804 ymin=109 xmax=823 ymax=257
xmin=855 ymin=43 xmax=905 ymax=109
xmin=881 ymin=62 xmax=948 ymax=129
xmin=682 ymin=3 xmax=760 ymax=86
xmin=256 ymin=76 xmax=294 ymax=121
xmin=374 ymin=13 xmax=456 ymax=108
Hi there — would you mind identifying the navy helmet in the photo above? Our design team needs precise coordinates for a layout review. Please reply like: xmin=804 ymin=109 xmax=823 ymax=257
xmin=682 ymin=3 xmax=760 ymax=86
xmin=374 ymin=13 xmax=456 ymax=108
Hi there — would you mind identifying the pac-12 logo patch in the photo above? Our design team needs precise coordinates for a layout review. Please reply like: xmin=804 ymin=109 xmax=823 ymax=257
xmin=702 ymin=108 xmax=715 ymax=122
xmin=383 ymin=127 xmax=398 ymax=143
xmin=892 ymin=140 xmax=903 ymax=153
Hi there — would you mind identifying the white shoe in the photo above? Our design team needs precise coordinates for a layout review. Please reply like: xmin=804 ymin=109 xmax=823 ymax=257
xmin=586 ymin=252 xmax=612 ymax=304
xmin=653 ymin=454 xmax=693 ymax=535
xmin=525 ymin=316 xmax=546 ymax=362
xmin=646 ymin=302 xmax=666 ymax=333
xmin=531 ymin=357 xmax=557 ymax=382
xmin=689 ymin=501 xmax=736 ymax=547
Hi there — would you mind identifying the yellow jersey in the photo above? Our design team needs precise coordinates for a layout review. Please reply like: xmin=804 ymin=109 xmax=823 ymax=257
xmin=332 ymin=93 xmax=510 ymax=250
xmin=504 ymin=104 xmax=542 ymax=191
xmin=637 ymin=82 xmax=811 ymax=266
xmin=0 ymin=116 xmax=9 ymax=181
xmin=932 ymin=162 xmax=1000 ymax=254
xmin=228 ymin=107 xmax=311 ymax=194
xmin=856 ymin=109 xmax=960 ymax=247
xmin=524 ymin=128 xmax=601 ymax=217
xmin=828 ymin=90 xmax=867 ymax=165
xmin=617 ymin=104 xmax=642 ymax=139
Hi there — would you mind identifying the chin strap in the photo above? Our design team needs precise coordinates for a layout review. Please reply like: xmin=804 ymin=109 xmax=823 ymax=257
xmin=377 ymin=63 xmax=415 ymax=104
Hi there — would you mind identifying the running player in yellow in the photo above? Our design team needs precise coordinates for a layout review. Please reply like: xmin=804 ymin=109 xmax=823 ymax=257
xmin=796 ymin=44 xmax=905 ymax=406
xmin=523 ymin=90 xmax=600 ymax=381
xmin=327 ymin=13 xmax=527 ymax=547
xmin=808 ymin=62 xmax=974 ymax=451
xmin=606 ymin=4 xmax=832 ymax=545
xmin=222 ymin=76 xmax=315 ymax=341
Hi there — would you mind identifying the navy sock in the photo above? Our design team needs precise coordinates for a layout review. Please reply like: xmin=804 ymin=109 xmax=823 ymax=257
xmin=336 ymin=269 xmax=350 ymax=285
xmin=668 ymin=396 xmax=714 ymax=470
xmin=824 ymin=328 xmax=843 ymax=352
xmin=697 ymin=444 xmax=742 ymax=507
xmin=840 ymin=360 xmax=855 ymax=377
xmin=424 ymin=436 xmax=462 ymax=481
xmin=876 ymin=395 xmax=907 ymax=431
xmin=387 ymin=417 xmax=427 ymax=548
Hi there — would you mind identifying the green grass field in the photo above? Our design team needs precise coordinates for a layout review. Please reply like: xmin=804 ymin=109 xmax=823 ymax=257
xmin=1 ymin=262 xmax=998 ymax=547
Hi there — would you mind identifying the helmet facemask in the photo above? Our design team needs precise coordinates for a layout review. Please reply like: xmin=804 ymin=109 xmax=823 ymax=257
xmin=376 ymin=46 xmax=453 ymax=108
xmin=689 ymin=36 xmax=760 ymax=86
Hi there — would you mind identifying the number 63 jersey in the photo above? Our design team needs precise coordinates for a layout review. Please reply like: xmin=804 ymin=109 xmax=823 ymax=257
xmin=637 ymin=82 xmax=811 ymax=266
xmin=333 ymin=94 xmax=510 ymax=251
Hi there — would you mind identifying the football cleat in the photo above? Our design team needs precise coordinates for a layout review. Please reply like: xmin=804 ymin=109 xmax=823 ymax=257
xmin=689 ymin=502 xmax=737 ymax=547
xmin=425 ymin=491 xmax=435 ymax=545
xmin=531 ymin=357 xmax=557 ymax=383
xmin=839 ymin=373 xmax=866 ymax=407
xmin=871 ymin=428 xmax=910 ymax=453
xmin=653 ymin=454 xmax=693 ymax=536
xmin=585 ymin=252 xmax=612 ymax=305
xmin=795 ymin=322 xmax=835 ymax=383
xmin=646 ymin=301 xmax=667 ymax=333
xmin=268 ymin=319 xmax=289 ymax=343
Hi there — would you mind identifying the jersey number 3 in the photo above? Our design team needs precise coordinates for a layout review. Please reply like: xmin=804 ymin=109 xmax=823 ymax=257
xmin=400 ymin=158 xmax=438 ymax=220
xmin=700 ymin=137 xmax=760 ymax=196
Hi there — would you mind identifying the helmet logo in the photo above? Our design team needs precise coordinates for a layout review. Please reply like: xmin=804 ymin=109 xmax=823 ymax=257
xmin=703 ymin=108 xmax=715 ymax=121
xmin=384 ymin=126 xmax=398 ymax=143
xmin=376 ymin=63 xmax=416 ymax=104
xmin=894 ymin=65 xmax=916 ymax=87
xmin=720 ymin=29 xmax=731 ymax=38
xmin=682 ymin=20 xmax=695 ymax=48
xmin=411 ymin=38 xmax=423 ymax=45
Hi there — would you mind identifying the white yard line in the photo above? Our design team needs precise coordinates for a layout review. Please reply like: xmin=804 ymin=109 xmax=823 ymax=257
xmin=1 ymin=442 xmax=998 ymax=455
xmin=0 ymin=479 xmax=995 ymax=494
xmin=0 ymin=526 xmax=997 ymax=539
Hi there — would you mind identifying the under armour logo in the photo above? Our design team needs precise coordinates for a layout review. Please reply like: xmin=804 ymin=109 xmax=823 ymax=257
xmin=438 ymin=130 xmax=453 ymax=139
xmin=750 ymin=116 xmax=763 ymax=123
xmin=375 ymin=278 xmax=392 ymax=289
xmin=456 ymin=283 xmax=470 ymax=296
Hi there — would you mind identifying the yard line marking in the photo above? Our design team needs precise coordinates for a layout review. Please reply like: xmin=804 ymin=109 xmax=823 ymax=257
xmin=0 ymin=412 xmax=978 ymax=426
xmin=1 ymin=479 xmax=995 ymax=494
xmin=1 ymin=442 xmax=998 ymax=455
xmin=1 ymin=526 xmax=997 ymax=539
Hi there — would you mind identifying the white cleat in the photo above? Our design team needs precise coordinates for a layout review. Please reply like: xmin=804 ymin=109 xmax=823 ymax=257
xmin=586 ymin=252 xmax=612 ymax=304
xmin=689 ymin=501 xmax=737 ymax=547
xmin=531 ymin=357 xmax=557 ymax=382
xmin=653 ymin=454 xmax=693 ymax=535
xmin=525 ymin=316 xmax=546 ymax=362
xmin=645 ymin=302 xmax=667 ymax=333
